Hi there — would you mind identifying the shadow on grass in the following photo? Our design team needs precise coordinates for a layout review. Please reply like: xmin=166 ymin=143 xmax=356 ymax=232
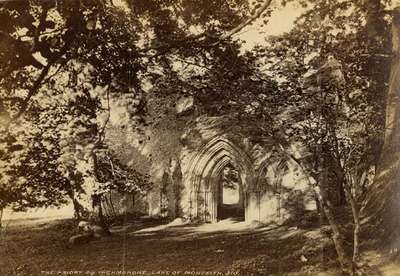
xmin=0 ymin=217 xmax=341 ymax=276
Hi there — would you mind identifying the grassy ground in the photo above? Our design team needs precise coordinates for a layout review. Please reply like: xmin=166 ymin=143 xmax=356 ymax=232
xmin=0 ymin=217 xmax=393 ymax=276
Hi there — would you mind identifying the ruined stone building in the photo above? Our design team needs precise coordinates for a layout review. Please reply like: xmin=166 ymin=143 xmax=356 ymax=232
xmin=120 ymin=116 xmax=316 ymax=224
xmin=103 ymin=97 xmax=317 ymax=225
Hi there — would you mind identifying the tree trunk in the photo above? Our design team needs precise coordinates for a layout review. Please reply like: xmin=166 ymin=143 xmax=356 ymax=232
xmin=381 ymin=8 xmax=400 ymax=156
xmin=283 ymin=150 xmax=350 ymax=273
xmin=67 ymin=189 xmax=86 ymax=220
xmin=91 ymin=152 xmax=111 ymax=235
xmin=344 ymin=177 xmax=361 ymax=275
xmin=102 ymin=196 xmax=112 ymax=218
xmin=315 ymin=186 xmax=350 ymax=274
xmin=92 ymin=194 xmax=110 ymax=235
xmin=365 ymin=0 xmax=386 ymax=40
xmin=0 ymin=207 xmax=3 ymax=229
xmin=365 ymin=7 xmax=400 ymax=243
xmin=108 ymin=192 xmax=117 ymax=217
xmin=72 ymin=198 xmax=83 ymax=220
xmin=350 ymin=200 xmax=360 ymax=275
xmin=337 ymin=179 xmax=346 ymax=206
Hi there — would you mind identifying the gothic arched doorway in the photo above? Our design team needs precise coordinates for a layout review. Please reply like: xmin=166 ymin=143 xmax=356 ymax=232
xmin=187 ymin=138 xmax=254 ymax=222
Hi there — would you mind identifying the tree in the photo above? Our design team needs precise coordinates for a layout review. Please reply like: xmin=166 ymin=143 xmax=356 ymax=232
xmin=365 ymin=5 xmax=400 ymax=247
xmin=0 ymin=0 xmax=277 ymax=225
xmin=0 ymin=101 xmax=71 ymax=225
xmin=250 ymin=0 xmax=389 ymax=273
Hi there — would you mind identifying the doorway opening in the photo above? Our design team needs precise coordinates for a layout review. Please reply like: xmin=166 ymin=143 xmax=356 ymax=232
xmin=217 ymin=164 xmax=245 ymax=221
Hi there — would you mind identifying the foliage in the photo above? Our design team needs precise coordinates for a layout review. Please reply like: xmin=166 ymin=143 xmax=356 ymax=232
xmin=0 ymin=0 xmax=269 ymax=212
xmin=94 ymin=149 xmax=152 ymax=196
xmin=254 ymin=0 xmax=389 ymax=201
xmin=253 ymin=1 xmax=390 ymax=273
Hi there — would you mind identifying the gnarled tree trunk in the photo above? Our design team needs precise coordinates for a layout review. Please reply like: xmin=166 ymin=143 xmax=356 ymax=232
xmin=365 ymin=7 xmax=400 ymax=244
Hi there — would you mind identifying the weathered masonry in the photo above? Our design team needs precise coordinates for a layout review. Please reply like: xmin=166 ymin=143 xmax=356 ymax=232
xmin=144 ymin=117 xmax=316 ymax=224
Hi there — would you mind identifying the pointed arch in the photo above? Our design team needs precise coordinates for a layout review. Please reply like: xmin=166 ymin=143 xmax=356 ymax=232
xmin=255 ymin=153 xmax=289 ymax=192
xmin=185 ymin=137 xmax=254 ymax=222
xmin=187 ymin=137 xmax=254 ymax=192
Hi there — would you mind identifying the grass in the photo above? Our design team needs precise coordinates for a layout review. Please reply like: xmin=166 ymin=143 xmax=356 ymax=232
xmin=0 ymin=217 xmax=372 ymax=276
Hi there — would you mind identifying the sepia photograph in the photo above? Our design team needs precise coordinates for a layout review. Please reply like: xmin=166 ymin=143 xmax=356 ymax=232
xmin=1 ymin=0 xmax=400 ymax=275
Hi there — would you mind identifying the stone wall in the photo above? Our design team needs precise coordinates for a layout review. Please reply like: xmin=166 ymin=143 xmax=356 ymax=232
xmin=144 ymin=115 xmax=316 ymax=224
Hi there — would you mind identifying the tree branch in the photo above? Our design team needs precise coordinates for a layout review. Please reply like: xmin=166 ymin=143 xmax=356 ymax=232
xmin=219 ymin=0 xmax=273 ymax=41
xmin=32 ymin=5 xmax=49 ymax=52
xmin=5 ymin=43 xmax=70 ymax=130
xmin=139 ymin=0 xmax=274 ymax=55
xmin=3 ymin=0 xmax=81 ymax=130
